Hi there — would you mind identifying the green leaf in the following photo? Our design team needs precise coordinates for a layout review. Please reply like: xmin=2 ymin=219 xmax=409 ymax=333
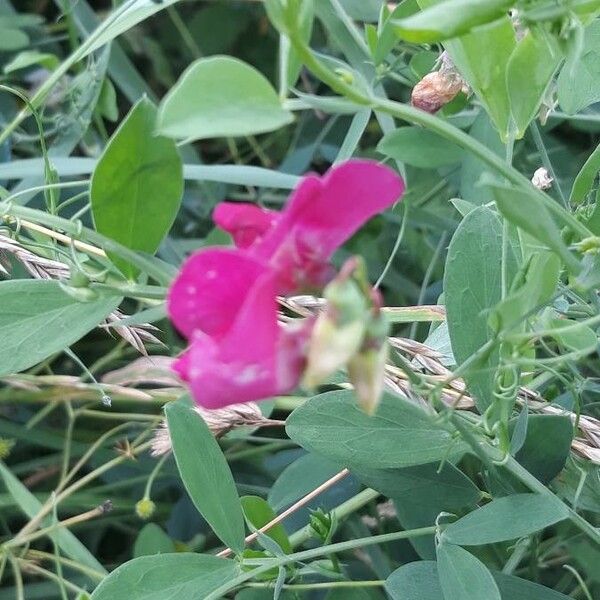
xmin=514 ymin=415 xmax=573 ymax=483
xmin=488 ymin=183 xmax=581 ymax=273
xmin=377 ymin=127 xmax=464 ymax=168
xmin=353 ymin=462 xmax=481 ymax=509
xmin=157 ymin=56 xmax=293 ymax=140
xmin=354 ymin=462 xmax=481 ymax=559
xmin=443 ymin=493 xmax=569 ymax=545
xmin=491 ymin=252 xmax=561 ymax=331
xmin=90 ymin=553 xmax=239 ymax=600
xmin=268 ymin=453 xmax=342 ymax=511
xmin=557 ymin=20 xmax=600 ymax=115
xmin=0 ymin=280 xmax=120 ymax=378
xmin=166 ymin=399 xmax=245 ymax=554
xmin=506 ymin=32 xmax=563 ymax=139
xmin=386 ymin=561 xmax=572 ymax=600
xmin=133 ymin=523 xmax=176 ymax=558
xmin=0 ymin=28 xmax=29 ymax=51
xmin=570 ymin=141 xmax=600 ymax=205
xmin=0 ymin=461 xmax=106 ymax=577
xmin=284 ymin=0 xmax=314 ymax=90
xmin=460 ymin=112 xmax=505 ymax=205
xmin=4 ymin=50 xmax=59 ymax=74
xmin=393 ymin=0 xmax=512 ymax=43
xmin=492 ymin=571 xmax=574 ymax=600
xmin=544 ymin=316 xmax=598 ymax=354
xmin=444 ymin=206 xmax=512 ymax=411
xmin=241 ymin=496 xmax=292 ymax=554
xmin=437 ymin=543 xmax=501 ymax=600
xmin=286 ymin=390 xmax=465 ymax=469
xmin=386 ymin=561 xmax=442 ymax=600
xmin=91 ymin=96 xmax=183 ymax=279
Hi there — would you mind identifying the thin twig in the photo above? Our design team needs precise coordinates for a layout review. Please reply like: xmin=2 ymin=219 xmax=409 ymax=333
xmin=217 ymin=468 xmax=351 ymax=558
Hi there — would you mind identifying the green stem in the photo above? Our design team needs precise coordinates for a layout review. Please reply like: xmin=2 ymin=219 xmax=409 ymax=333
xmin=246 ymin=580 xmax=384 ymax=590
xmin=206 ymin=525 xmax=437 ymax=599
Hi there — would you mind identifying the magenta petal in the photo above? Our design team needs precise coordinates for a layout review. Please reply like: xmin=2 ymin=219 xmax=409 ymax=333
xmin=253 ymin=160 xmax=404 ymax=291
xmin=213 ymin=202 xmax=279 ymax=248
xmin=167 ymin=248 xmax=268 ymax=339
xmin=181 ymin=271 xmax=294 ymax=409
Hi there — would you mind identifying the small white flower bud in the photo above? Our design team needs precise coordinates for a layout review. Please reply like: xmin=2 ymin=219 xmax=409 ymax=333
xmin=531 ymin=167 xmax=553 ymax=190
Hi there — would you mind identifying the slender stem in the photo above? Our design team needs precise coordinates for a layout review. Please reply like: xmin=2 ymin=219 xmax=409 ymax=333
xmin=24 ymin=550 xmax=105 ymax=582
xmin=15 ymin=560 xmax=87 ymax=596
xmin=217 ymin=468 xmax=351 ymax=558
xmin=375 ymin=200 xmax=409 ymax=289
xmin=4 ymin=504 xmax=110 ymax=550
xmin=15 ymin=438 xmax=153 ymax=540
xmin=246 ymin=580 xmax=384 ymax=590
xmin=205 ymin=525 xmax=437 ymax=600
xmin=7 ymin=555 xmax=24 ymax=600
xmin=15 ymin=217 xmax=105 ymax=258
xmin=329 ymin=0 xmax=371 ymax=55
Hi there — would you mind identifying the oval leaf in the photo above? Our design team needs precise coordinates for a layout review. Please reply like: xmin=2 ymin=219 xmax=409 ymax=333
xmin=393 ymin=0 xmax=512 ymax=43
xmin=286 ymin=390 xmax=465 ymax=469
xmin=386 ymin=561 xmax=442 ymax=600
xmin=91 ymin=96 xmax=183 ymax=279
xmin=0 ymin=280 xmax=120 ymax=377
xmin=377 ymin=127 xmax=464 ymax=168
xmin=90 ymin=553 xmax=239 ymax=600
xmin=157 ymin=56 xmax=294 ymax=140
xmin=387 ymin=561 xmax=572 ymax=600
xmin=443 ymin=493 xmax=569 ymax=545
xmin=437 ymin=543 xmax=501 ymax=600
xmin=268 ymin=453 xmax=342 ymax=511
xmin=133 ymin=524 xmax=176 ymax=558
xmin=166 ymin=399 xmax=245 ymax=554
xmin=444 ymin=206 xmax=512 ymax=411
xmin=241 ymin=496 xmax=291 ymax=554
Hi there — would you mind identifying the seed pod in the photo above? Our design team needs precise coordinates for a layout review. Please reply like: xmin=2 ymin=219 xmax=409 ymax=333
xmin=411 ymin=71 xmax=464 ymax=113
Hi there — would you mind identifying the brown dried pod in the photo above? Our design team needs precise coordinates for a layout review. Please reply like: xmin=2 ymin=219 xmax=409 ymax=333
xmin=411 ymin=71 xmax=464 ymax=114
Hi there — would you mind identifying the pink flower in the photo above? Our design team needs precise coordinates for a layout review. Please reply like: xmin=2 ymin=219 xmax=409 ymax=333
xmin=215 ymin=159 xmax=404 ymax=292
xmin=168 ymin=249 xmax=311 ymax=409
xmin=167 ymin=160 xmax=404 ymax=408
xmin=213 ymin=203 xmax=278 ymax=249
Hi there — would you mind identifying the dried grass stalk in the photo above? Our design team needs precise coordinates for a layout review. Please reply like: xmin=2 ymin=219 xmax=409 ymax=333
xmin=0 ymin=233 xmax=159 ymax=354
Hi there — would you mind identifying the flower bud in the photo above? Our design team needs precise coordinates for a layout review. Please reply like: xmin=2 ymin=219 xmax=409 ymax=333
xmin=531 ymin=167 xmax=553 ymax=190
xmin=135 ymin=497 xmax=156 ymax=520
xmin=348 ymin=314 xmax=389 ymax=414
xmin=309 ymin=508 xmax=337 ymax=544
xmin=302 ymin=272 xmax=369 ymax=388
